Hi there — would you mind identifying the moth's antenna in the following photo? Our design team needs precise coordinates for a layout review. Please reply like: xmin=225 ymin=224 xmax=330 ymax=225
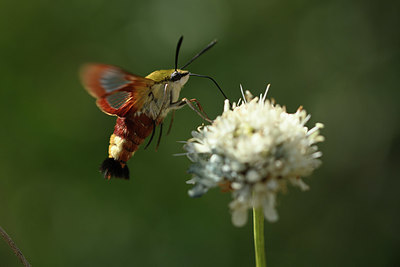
xmin=181 ymin=39 xmax=217 ymax=69
xmin=175 ymin=36 xmax=184 ymax=71
xmin=189 ymin=73 xmax=228 ymax=99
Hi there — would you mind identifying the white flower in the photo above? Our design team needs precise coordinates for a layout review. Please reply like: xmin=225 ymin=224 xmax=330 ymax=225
xmin=183 ymin=86 xmax=324 ymax=227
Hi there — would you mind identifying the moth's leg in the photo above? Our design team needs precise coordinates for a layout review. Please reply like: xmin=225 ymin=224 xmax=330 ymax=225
xmin=186 ymin=98 xmax=211 ymax=121
xmin=155 ymin=123 xmax=163 ymax=151
xmin=169 ymin=99 xmax=187 ymax=110
xmin=172 ymin=98 xmax=212 ymax=123
xmin=146 ymin=83 xmax=167 ymax=150
xmin=169 ymin=90 xmax=187 ymax=109
xmin=148 ymin=91 xmax=155 ymax=101
xmin=167 ymin=110 xmax=175 ymax=135
xmin=144 ymin=120 xmax=157 ymax=150
xmin=155 ymin=83 xmax=169 ymax=121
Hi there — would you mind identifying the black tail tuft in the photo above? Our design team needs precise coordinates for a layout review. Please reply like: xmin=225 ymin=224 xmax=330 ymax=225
xmin=99 ymin=158 xmax=130 ymax=180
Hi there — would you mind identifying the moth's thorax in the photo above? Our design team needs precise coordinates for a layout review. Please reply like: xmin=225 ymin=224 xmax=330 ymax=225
xmin=145 ymin=69 xmax=187 ymax=82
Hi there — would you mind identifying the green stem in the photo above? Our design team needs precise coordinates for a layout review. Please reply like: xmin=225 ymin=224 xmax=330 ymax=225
xmin=253 ymin=207 xmax=266 ymax=267
xmin=0 ymin=226 xmax=31 ymax=267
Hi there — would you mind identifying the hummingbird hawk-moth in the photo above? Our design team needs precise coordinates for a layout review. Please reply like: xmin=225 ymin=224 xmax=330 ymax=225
xmin=80 ymin=36 xmax=227 ymax=180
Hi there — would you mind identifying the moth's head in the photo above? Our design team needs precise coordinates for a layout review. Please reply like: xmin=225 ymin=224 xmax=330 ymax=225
xmin=170 ymin=69 xmax=189 ymax=85
xmin=148 ymin=36 xmax=227 ymax=99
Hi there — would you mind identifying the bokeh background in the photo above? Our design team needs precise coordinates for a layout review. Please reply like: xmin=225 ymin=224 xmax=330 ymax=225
xmin=1 ymin=0 xmax=399 ymax=266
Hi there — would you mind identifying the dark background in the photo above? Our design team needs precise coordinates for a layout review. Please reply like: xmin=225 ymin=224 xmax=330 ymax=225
xmin=1 ymin=0 xmax=399 ymax=266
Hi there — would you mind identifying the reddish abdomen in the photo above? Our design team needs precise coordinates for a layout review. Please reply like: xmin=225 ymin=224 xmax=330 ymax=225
xmin=108 ymin=114 xmax=154 ymax=162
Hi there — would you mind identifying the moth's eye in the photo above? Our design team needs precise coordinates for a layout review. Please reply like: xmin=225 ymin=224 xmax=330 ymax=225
xmin=171 ymin=71 xmax=181 ymax=82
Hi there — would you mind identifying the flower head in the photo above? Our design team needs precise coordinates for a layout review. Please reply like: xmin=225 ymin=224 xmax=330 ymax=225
xmin=184 ymin=86 xmax=324 ymax=227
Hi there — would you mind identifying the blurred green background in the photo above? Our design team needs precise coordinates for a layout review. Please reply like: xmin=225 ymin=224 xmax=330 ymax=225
xmin=1 ymin=0 xmax=399 ymax=266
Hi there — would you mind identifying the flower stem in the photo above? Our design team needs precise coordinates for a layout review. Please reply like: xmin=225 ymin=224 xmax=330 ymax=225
xmin=0 ymin=226 xmax=31 ymax=267
xmin=253 ymin=207 xmax=266 ymax=267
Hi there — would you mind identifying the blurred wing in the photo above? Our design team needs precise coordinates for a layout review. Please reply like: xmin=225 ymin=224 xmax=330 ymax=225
xmin=80 ymin=64 xmax=155 ymax=116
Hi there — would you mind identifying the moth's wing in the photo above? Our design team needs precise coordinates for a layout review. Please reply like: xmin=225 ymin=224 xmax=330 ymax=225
xmin=80 ymin=64 xmax=155 ymax=116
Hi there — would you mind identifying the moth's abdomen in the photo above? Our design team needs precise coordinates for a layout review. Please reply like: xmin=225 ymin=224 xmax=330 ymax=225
xmin=108 ymin=134 xmax=135 ymax=163
xmin=110 ymin=114 xmax=154 ymax=161
xmin=101 ymin=114 xmax=154 ymax=180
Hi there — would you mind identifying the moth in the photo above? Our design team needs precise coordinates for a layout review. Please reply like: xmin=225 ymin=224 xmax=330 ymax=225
xmin=80 ymin=36 xmax=227 ymax=180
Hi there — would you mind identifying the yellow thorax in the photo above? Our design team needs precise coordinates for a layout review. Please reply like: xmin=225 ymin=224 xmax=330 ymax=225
xmin=146 ymin=69 xmax=186 ymax=83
